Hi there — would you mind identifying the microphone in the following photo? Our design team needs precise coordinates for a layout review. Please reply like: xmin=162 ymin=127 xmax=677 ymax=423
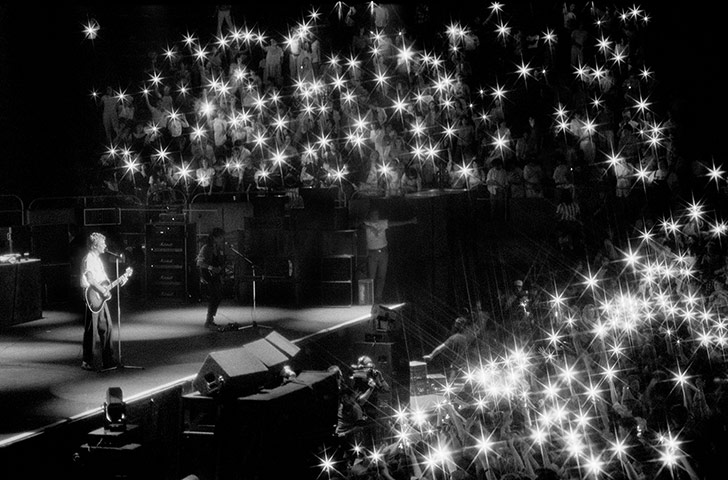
xmin=106 ymin=251 xmax=124 ymax=260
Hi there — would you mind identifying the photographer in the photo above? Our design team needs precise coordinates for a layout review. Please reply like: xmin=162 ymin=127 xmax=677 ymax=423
xmin=350 ymin=355 xmax=391 ymax=419
xmin=349 ymin=355 xmax=391 ymax=445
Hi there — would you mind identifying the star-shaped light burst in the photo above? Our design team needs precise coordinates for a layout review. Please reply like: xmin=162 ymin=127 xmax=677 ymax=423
xmin=686 ymin=199 xmax=705 ymax=224
xmin=193 ymin=45 xmax=209 ymax=63
xmin=489 ymin=2 xmax=504 ymax=17
xmin=149 ymin=71 xmax=164 ymax=87
xmin=163 ymin=45 xmax=177 ymax=61
xmin=494 ymin=21 xmax=511 ymax=46
xmin=633 ymin=94 xmax=652 ymax=115
xmin=542 ymin=28 xmax=556 ymax=48
xmin=584 ymin=454 xmax=604 ymax=477
xmin=182 ymin=32 xmax=197 ymax=49
xmin=176 ymin=163 xmax=192 ymax=186
xmin=610 ymin=48 xmax=627 ymax=68
xmin=152 ymin=146 xmax=171 ymax=164
xmin=392 ymin=95 xmax=408 ymax=119
xmin=316 ymin=451 xmax=336 ymax=478
xmin=706 ymin=161 xmax=726 ymax=187
xmin=307 ymin=6 xmax=321 ymax=21
xmin=190 ymin=124 xmax=207 ymax=142
xmin=82 ymin=18 xmax=100 ymax=40
xmin=213 ymin=33 xmax=230 ymax=50
xmin=657 ymin=431 xmax=684 ymax=473
xmin=491 ymin=82 xmax=508 ymax=102
xmin=374 ymin=69 xmax=390 ymax=90
xmin=574 ymin=63 xmax=591 ymax=82
xmin=514 ymin=59 xmax=533 ymax=85
xmin=596 ymin=35 xmax=612 ymax=54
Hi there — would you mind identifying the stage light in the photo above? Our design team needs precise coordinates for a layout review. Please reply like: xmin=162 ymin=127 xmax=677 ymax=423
xmin=104 ymin=387 xmax=127 ymax=432
xmin=201 ymin=371 xmax=226 ymax=396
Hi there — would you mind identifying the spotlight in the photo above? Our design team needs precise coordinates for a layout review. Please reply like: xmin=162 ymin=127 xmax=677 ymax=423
xmin=201 ymin=371 xmax=226 ymax=396
xmin=104 ymin=387 xmax=127 ymax=432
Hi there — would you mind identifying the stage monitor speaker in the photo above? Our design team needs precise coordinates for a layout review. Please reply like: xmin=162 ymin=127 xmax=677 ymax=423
xmin=194 ymin=331 xmax=301 ymax=397
xmin=193 ymin=347 xmax=270 ymax=397
xmin=244 ymin=330 xmax=300 ymax=369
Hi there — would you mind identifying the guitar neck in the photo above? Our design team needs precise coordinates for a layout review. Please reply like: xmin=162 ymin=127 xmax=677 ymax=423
xmin=107 ymin=271 xmax=131 ymax=290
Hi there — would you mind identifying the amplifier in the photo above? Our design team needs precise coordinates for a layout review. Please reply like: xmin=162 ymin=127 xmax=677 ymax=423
xmin=147 ymin=269 xmax=185 ymax=284
xmin=321 ymin=255 xmax=353 ymax=282
xmin=146 ymin=223 xmax=187 ymax=238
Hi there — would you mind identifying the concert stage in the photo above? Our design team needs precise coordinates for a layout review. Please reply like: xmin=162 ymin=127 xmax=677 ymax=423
xmin=0 ymin=298 xmax=396 ymax=444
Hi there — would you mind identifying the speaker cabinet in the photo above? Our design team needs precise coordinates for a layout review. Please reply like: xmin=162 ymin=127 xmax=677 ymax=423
xmin=84 ymin=208 xmax=121 ymax=226
xmin=31 ymin=224 xmax=70 ymax=264
xmin=321 ymin=255 xmax=353 ymax=282
xmin=214 ymin=370 xmax=339 ymax=479
xmin=321 ymin=230 xmax=357 ymax=256
xmin=193 ymin=347 xmax=269 ymax=397
xmin=145 ymin=223 xmax=197 ymax=301
xmin=321 ymin=281 xmax=353 ymax=306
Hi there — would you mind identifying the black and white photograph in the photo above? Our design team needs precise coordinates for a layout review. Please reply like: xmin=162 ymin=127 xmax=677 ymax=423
xmin=1 ymin=2 xmax=727 ymax=479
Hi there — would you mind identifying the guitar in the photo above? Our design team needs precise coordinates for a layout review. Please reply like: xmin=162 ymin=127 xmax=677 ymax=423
xmin=85 ymin=267 xmax=134 ymax=314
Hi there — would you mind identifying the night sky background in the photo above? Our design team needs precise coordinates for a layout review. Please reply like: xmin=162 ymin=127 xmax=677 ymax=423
xmin=0 ymin=3 xmax=724 ymax=205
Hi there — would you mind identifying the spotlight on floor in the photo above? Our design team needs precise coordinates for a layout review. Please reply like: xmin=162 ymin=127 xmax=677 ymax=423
xmin=104 ymin=386 xmax=127 ymax=432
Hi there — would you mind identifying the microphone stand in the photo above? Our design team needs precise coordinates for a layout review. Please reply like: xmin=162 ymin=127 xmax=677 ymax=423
xmin=226 ymin=243 xmax=263 ymax=326
xmin=102 ymin=253 xmax=143 ymax=372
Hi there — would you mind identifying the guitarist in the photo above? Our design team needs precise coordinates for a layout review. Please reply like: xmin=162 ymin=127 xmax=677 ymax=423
xmin=80 ymin=232 xmax=127 ymax=371
xmin=196 ymin=227 xmax=226 ymax=329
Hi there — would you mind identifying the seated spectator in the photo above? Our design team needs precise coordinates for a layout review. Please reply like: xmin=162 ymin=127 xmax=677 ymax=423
xmin=708 ymin=279 xmax=728 ymax=314
xmin=195 ymin=157 xmax=215 ymax=193
xmin=506 ymin=160 xmax=525 ymax=198
xmin=523 ymin=156 xmax=544 ymax=198
xmin=400 ymin=165 xmax=422 ymax=194
xmin=486 ymin=158 xmax=509 ymax=221
xmin=552 ymin=153 xmax=574 ymax=203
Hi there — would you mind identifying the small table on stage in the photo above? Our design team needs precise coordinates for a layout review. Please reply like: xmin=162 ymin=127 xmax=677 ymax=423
xmin=0 ymin=258 xmax=43 ymax=328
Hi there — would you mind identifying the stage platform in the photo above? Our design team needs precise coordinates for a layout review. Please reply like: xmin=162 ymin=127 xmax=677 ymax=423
xmin=0 ymin=298 xmax=394 ymax=444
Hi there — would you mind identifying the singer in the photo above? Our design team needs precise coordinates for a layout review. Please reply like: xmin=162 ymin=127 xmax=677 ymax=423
xmin=80 ymin=232 xmax=127 ymax=371
xmin=196 ymin=227 xmax=226 ymax=329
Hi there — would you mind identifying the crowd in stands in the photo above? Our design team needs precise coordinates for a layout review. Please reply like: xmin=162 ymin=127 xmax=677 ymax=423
xmin=91 ymin=2 xmax=723 ymax=227
xmin=83 ymin=2 xmax=728 ymax=479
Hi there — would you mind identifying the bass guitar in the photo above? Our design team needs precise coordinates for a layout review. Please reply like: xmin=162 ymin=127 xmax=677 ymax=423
xmin=85 ymin=267 xmax=134 ymax=314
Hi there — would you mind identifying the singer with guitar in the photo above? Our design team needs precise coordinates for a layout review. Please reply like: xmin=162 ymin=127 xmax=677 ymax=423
xmin=80 ymin=232 xmax=130 ymax=371
xmin=196 ymin=227 xmax=226 ymax=329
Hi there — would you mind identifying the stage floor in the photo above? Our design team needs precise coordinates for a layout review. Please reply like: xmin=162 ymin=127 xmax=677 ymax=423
xmin=0 ymin=298 xmax=382 ymax=443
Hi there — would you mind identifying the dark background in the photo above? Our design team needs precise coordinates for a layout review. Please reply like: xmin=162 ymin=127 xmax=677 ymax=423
xmin=0 ymin=3 xmax=724 ymax=204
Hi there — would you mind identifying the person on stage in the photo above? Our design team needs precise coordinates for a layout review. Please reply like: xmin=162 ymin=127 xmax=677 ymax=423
xmin=80 ymin=232 xmax=126 ymax=371
xmin=197 ymin=227 xmax=226 ymax=329
xmin=362 ymin=208 xmax=417 ymax=305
